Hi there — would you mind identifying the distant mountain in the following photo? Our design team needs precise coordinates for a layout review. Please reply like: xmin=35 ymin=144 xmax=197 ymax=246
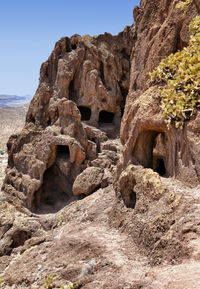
xmin=0 ymin=94 xmax=32 ymax=108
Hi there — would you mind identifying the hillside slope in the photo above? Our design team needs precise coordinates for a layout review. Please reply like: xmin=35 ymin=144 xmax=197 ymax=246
xmin=0 ymin=0 xmax=200 ymax=288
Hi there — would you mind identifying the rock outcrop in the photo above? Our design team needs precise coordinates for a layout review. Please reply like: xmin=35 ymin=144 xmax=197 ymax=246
xmin=112 ymin=0 xmax=200 ymax=272
xmin=1 ymin=0 xmax=200 ymax=288
xmin=2 ymin=27 xmax=133 ymax=213
xmin=131 ymin=0 xmax=200 ymax=91
xmin=117 ymin=0 xmax=200 ymax=188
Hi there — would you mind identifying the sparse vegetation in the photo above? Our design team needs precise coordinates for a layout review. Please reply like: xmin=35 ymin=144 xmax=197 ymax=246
xmin=150 ymin=16 xmax=200 ymax=129
xmin=0 ymin=277 xmax=4 ymax=287
xmin=82 ymin=34 xmax=92 ymax=40
xmin=44 ymin=274 xmax=56 ymax=289
xmin=178 ymin=0 xmax=192 ymax=12
xmin=43 ymin=274 xmax=80 ymax=289
xmin=56 ymin=215 xmax=64 ymax=227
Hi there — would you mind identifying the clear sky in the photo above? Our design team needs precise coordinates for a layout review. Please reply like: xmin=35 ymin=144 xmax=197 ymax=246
xmin=0 ymin=0 xmax=140 ymax=96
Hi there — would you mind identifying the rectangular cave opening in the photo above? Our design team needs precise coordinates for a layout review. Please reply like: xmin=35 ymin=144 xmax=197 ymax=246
xmin=78 ymin=106 xmax=91 ymax=121
xmin=152 ymin=132 xmax=167 ymax=176
xmin=56 ymin=145 xmax=70 ymax=160
xmin=32 ymin=164 xmax=73 ymax=214
xmin=133 ymin=130 xmax=168 ymax=177
xmin=31 ymin=145 xmax=74 ymax=214
xmin=98 ymin=110 xmax=115 ymax=124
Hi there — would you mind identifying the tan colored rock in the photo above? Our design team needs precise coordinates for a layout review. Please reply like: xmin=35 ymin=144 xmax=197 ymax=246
xmin=26 ymin=28 xmax=133 ymax=129
xmin=118 ymin=164 xmax=166 ymax=209
xmin=0 ymin=201 xmax=44 ymax=256
xmin=2 ymin=26 xmax=133 ymax=213
xmin=118 ymin=86 xmax=200 ymax=187
xmin=1 ymin=1 xmax=200 ymax=287
xmin=72 ymin=167 xmax=104 ymax=196
xmin=131 ymin=0 xmax=199 ymax=91
xmin=118 ymin=0 xmax=200 ymax=188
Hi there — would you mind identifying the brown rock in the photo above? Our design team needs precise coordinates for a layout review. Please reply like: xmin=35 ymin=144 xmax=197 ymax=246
xmin=2 ymin=26 xmax=133 ymax=213
xmin=72 ymin=167 xmax=104 ymax=196
xmin=1 ymin=1 xmax=200 ymax=288
xmin=131 ymin=0 xmax=199 ymax=91
xmin=118 ymin=87 xmax=200 ymax=187
xmin=118 ymin=165 xmax=166 ymax=209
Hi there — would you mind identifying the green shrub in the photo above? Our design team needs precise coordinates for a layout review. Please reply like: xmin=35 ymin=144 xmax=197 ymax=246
xmin=56 ymin=215 xmax=64 ymax=227
xmin=0 ymin=277 xmax=4 ymax=287
xmin=44 ymin=274 xmax=56 ymax=289
xmin=82 ymin=34 xmax=92 ymax=40
xmin=149 ymin=15 xmax=200 ymax=129
xmin=178 ymin=0 xmax=192 ymax=12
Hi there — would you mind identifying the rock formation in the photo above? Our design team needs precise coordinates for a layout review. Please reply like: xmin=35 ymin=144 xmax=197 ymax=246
xmin=112 ymin=0 xmax=200 ymax=278
xmin=2 ymin=27 xmax=133 ymax=213
xmin=0 ymin=0 xmax=200 ymax=288
xmin=119 ymin=0 xmax=200 ymax=187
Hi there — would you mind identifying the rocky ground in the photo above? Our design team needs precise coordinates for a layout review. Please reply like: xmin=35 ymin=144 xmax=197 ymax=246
xmin=0 ymin=113 xmax=200 ymax=288
xmin=0 ymin=108 xmax=200 ymax=288
xmin=1 ymin=0 xmax=200 ymax=288
xmin=0 ymin=178 xmax=200 ymax=288
xmin=1 ymin=106 xmax=199 ymax=288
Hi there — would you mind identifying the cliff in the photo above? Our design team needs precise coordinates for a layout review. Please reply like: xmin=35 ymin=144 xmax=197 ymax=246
xmin=0 ymin=0 xmax=200 ymax=288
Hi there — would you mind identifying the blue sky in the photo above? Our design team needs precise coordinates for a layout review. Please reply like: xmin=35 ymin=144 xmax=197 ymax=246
xmin=0 ymin=0 xmax=140 ymax=96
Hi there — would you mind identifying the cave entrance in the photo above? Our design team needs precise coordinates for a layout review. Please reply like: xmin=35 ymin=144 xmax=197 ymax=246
xmin=123 ymin=190 xmax=137 ymax=209
xmin=57 ymin=145 xmax=70 ymax=159
xmin=99 ymin=110 xmax=115 ymax=124
xmin=98 ymin=110 xmax=118 ymax=138
xmin=78 ymin=106 xmax=91 ymax=121
xmin=133 ymin=131 xmax=168 ymax=177
xmin=153 ymin=157 xmax=166 ymax=176
xmin=71 ymin=44 xmax=77 ymax=50
xmin=32 ymin=145 xmax=75 ymax=214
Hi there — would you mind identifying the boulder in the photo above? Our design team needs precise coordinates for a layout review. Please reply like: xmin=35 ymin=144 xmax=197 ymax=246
xmin=73 ymin=167 xmax=104 ymax=196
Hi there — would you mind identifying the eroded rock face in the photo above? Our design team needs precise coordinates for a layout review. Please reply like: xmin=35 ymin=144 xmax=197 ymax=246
xmin=111 ymin=165 xmax=200 ymax=267
xmin=109 ymin=0 xmax=200 ymax=273
xmin=2 ymin=27 xmax=133 ymax=213
xmin=26 ymin=28 xmax=133 ymax=130
xmin=117 ymin=0 xmax=200 ymax=188
xmin=1 ymin=1 xmax=200 ymax=286
xmin=131 ymin=0 xmax=200 ymax=92
xmin=119 ymin=87 xmax=200 ymax=187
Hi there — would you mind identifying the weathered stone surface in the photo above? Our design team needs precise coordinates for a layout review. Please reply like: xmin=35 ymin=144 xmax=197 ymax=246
xmin=118 ymin=165 xmax=166 ymax=209
xmin=131 ymin=0 xmax=199 ymax=91
xmin=2 ymin=26 xmax=133 ymax=213
xmin=73 ymin=167 xmax=104 ymax=196
xmin=0 ymin=0 xmax=200 ymax=288
xmin=26 ymin=28 xmax=133 ymax=129
xmin=0 ymin=200 xmax=44 ymax=256
xmin=118 ymin=86 xmax=200 ymax=187
xmin=111 ymin=164 xmax=200 ymax=267
xmin=117 ymin=0 xmax=200 ymax=188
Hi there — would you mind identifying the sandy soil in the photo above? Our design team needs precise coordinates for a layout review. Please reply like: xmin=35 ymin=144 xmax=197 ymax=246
xmin=0 ymin=104 xmax=28 ymax=187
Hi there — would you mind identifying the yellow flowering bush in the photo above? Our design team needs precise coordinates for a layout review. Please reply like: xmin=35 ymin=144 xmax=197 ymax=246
xmin=150 ymin=16 xmax=200 ymax=129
